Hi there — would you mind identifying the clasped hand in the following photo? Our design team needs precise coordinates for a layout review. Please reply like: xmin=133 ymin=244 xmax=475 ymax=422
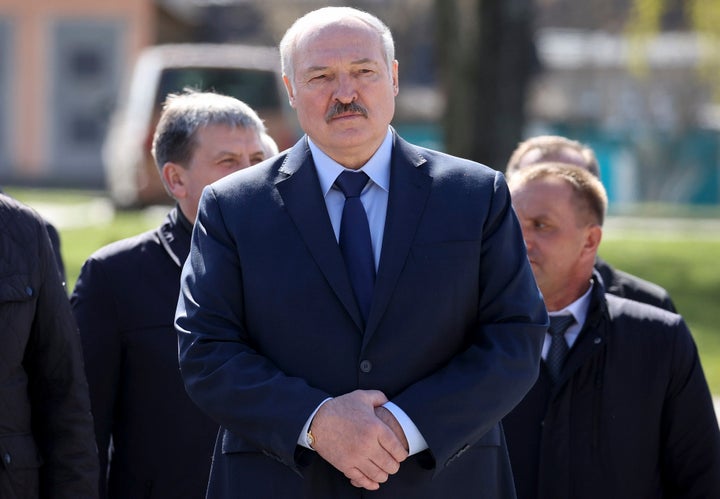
xmin=309 ymin=389 xmax=410 ymax=490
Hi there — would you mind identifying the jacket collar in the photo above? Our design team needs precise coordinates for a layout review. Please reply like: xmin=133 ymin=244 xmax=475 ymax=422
xmin=157 ymin=206 xmax=192 ymax=269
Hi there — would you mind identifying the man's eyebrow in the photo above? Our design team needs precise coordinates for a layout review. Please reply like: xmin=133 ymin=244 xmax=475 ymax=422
xmin=350 ymin=58 xmax=376 ymax=65
xmin=306 ymin=65 xmax=329 ymax=73
xmin=305 ymin=58 xmax=378 ymax=71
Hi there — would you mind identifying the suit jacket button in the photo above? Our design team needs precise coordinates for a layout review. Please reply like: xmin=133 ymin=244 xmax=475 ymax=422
xmin=360 ymin=360 xmax=372 ymax=373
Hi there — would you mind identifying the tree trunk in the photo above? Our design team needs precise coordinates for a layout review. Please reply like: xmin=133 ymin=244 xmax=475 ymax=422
xmin=435 ymin=0 xmax=538 ymax=172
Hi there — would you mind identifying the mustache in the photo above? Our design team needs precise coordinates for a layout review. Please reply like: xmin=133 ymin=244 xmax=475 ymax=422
xmin=325 ymin=101 xmax=368 ymax=122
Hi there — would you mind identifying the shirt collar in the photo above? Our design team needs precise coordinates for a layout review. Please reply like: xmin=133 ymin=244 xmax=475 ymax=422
xmin=548 ymin=280 xmax=593 ymax=327
xmin=309 ymin=128 xmax=393 ymax=196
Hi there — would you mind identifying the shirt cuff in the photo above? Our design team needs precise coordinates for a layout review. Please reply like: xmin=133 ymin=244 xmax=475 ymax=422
xmin=383 ymin=401 xmax=429 ymax=456
xmin=297 ymin=398 xmax=333 ymax=450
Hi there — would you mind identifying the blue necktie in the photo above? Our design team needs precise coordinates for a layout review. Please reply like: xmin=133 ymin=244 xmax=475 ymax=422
xmin=546 ymin=314 xmax=575 ymax=383
xmin=335 ymin=171 xmax=375 ymax=324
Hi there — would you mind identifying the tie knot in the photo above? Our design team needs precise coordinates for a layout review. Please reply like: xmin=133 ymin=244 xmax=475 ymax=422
xmin=549 ymin=314 xmax=575 ymax=337
xmin=335 ymin=171 xmax=369 ymax=198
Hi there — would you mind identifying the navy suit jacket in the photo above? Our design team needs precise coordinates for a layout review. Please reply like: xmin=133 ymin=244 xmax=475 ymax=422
xmin=176 ymin=133 xmax=548 ymax=498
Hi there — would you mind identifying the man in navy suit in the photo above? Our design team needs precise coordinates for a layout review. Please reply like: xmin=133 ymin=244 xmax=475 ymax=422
xmin=71 ymin=90 xmax=269 ymax=498
xmin=176 ymin=7 xmax=547 ymax=498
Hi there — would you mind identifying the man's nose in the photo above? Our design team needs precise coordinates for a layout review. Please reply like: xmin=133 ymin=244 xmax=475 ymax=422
xmin=333 ymin=73 xmax=358 ymax=103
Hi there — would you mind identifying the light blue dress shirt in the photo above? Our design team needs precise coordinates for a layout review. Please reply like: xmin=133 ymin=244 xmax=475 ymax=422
xmin=297 ymin=128 xmax=429 ymax=456
xmin=542 ymin=281 xmax=593 ymax=359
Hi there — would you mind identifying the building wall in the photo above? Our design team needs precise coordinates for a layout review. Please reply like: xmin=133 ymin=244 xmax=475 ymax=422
xmin=0 ymin=0 xmax=154 ymax=186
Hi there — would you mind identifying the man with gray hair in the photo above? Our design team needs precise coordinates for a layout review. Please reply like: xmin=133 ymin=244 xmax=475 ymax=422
xmin=176 ymin=7 xmax=546 ymax=498
xmin=71 ymin=90 xmax=269 ymax=498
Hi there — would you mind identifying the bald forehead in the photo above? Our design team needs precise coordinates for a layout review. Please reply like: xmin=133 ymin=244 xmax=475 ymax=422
xmin=296 ymin=16 xmax=380 ymax=50
xmin=518 ymin=147 xmax=588 ymax=170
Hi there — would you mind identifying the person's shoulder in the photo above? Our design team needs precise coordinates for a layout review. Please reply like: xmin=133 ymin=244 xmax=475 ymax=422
xmin=0 ymin=192 xmax=43 ymax=222
xmin=85 ymin=225 xmax=161 ymax=265
xmin=595 ymin=257 xmax=675 ymax=312
xmin=400 ymin=138 xmax=496 ymax=176
xmin=605 ymin=293 xmax=685 ymax=342
xmin=212 ymin=151 xmax=288 ymax=197
xmin=604 ymin=294 xmax=702 ymax=373
xmin=0 ymin=193 xmax=47 ymax=242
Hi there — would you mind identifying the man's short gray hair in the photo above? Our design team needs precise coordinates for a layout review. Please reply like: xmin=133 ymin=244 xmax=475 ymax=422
xmin=279 ymin=7 xmax=395 ymax=87
xmin=151 ymin=88 xmax=266 ymax=172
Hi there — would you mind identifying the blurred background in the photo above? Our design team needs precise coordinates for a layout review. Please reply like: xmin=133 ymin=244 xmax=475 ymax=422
xmin=1 ymin=0 xmax=719 ymax=210
xmin=1 ymin=0 xmax=719 ymax=395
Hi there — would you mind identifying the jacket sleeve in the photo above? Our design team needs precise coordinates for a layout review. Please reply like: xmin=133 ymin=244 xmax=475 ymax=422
xmin=390 ymin=171 xmax=547 ymax=472
xmin=660 ymin=317 xmax=720 ymax=497
xmin=70 ymin=257 xmax=123 ymax=498
xmin=176 ymin=186 xmax=329 ymax=468
xmin=25 ymin=219 xmax=99 ymax=498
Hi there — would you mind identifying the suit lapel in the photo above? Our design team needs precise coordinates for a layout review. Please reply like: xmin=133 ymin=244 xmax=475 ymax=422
xmin=363 ymin=135 xmax=432 ymax=347
xmin=275 ymin=138 xmax=364 ymax=329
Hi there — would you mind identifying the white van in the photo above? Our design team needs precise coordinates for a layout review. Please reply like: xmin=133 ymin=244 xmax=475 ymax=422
xmin=104 ymin=43 xmax=298 ymax=208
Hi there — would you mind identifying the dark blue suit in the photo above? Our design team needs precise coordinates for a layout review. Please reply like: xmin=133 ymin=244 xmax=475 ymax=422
xmin=176 ymin=133 xmax=548 ymax=498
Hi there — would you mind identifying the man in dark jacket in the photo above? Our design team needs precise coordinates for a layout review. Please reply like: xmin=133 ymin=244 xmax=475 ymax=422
xmin=70 ymin=90 xmax=269 ymax=498
xmin=505 ymin=134 xmax=676 ymax=312
xmin=503 ymin=162 xmax=720 ymax=499
xmin=0 ymin=193 xmax=98 ymax=498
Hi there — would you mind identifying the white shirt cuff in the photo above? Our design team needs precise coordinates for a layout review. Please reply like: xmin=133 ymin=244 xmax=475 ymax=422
xmin=297 ymin=398 xmax=333 ymax=450
xmin=383 ymin=401 xmax=429 ymax=456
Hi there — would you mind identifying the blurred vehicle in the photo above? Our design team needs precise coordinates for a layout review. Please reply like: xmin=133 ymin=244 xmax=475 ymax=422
xmin=104 ymin=43 xmax=299 ymax=208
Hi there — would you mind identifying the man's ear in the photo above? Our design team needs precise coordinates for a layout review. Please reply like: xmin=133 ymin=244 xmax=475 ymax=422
xmin=391 ymin=60 xmax=399 ymax=96
xmin=283 ymin=74 xmax=296 ymax=108
xmin=584 ymin=224 xmax=603 ymax=257
xmin=162 ymin=162 xmax=187 ymax=199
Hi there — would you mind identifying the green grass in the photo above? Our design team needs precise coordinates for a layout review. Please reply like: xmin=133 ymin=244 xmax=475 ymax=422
xmin=7 ymin=187 xmax=720 ymax=394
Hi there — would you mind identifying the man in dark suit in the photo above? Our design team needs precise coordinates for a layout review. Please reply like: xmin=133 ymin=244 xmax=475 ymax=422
xmin=175 ymin=6 xmax=547 ymax=499
xmin=505 ymin=134 xmax=676 ymax=311
xmin=503 ymin=162 xmax=720 ymax=499
xmin=70 ymin=90 xmax=269 ymax=498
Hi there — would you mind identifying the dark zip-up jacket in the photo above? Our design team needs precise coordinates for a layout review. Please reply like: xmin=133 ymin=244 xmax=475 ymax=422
xmin=71 ymin=207 xmax=218 ymax=499
xmin=503 ymin=277 xmax=720 ymax=499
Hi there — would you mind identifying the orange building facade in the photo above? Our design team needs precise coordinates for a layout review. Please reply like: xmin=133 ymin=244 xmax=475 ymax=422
xmin=0 ymin=0 xmax=154 ymax=187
